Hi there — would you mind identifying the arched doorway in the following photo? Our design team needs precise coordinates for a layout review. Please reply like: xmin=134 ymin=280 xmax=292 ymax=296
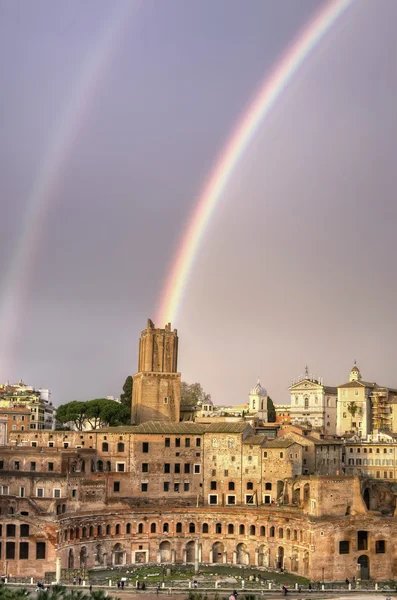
xmin=80 ymin=546 xmax=87 ymax=569
xmin=68 ymin=549 xmax=74 ymax=569
xmin=212 ymin=542 xmax=224 ymax=563
xmin=303 ymin=551 xmax=309 ymax=576
xmin=159 ymin=541 xmax=171 ymax=562
xmin=358 ymin=555 xmax=370 ymax=580
xmin=185 ymin=541 xmax=195 ymax=563
xmin=112 ymin=543 xmax=125 ymax=566
xmin=95 ymin=544 xmax=103 ymax=566
xmin=258 ymin=544 xmax=267 ymax=567
xmin=363 ymin=488 xmax=370 ymax=510
xmin=236 ymin=543 xmax=248 ymax=565
xmin=277 ymin=547 xmax=284 ymax=569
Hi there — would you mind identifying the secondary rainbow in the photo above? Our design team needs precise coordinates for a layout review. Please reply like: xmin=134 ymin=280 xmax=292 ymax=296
xmin=157 ymin=0 xmax=353 ymax=326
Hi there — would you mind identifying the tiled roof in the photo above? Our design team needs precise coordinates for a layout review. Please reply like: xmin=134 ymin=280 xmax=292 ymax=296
xmin=243 ymin=434 xmax=266 ymax=445
xmin=263 ymin=439 xmax=300 ymax=448
xmin=99 ymin=421 xmax=205 ymax=434
xmin=204 ymin=422 xmax=252 ymax=433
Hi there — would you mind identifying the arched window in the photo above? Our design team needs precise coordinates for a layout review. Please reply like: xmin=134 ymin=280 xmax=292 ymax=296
xmin=250 ymin=525 xmax=256 ymax=536
xmin=286 ymin=529 xmax=290 ymax=540
xmin=106 ymin=525 xmax=111 ymax=535
xmin=270 ymin=526 xmax=275 ymax=538
xmin=239 ymin=525 xmax=245 ymax=535
xmin=97 ymin=460 xmax=103 ymax=472
xmin=126 ymin=523 xmax=131 ymax=534
xmin=75 ymin=528 xmax=80 ymax=539
xmin=265 ymin=482 xmax=272 ymax=490
xmin=228 ymin=481 xmax=235 ymax=491
xmin=150 ymin=523 xmax=156 ymax=533
xmin=82 ymin=527 xmax=87 ymax=538
xmin=115 ymin=524 xmax=120 ymax=535
xmin=202 ymin=523 xmax=208 ymax=534
xmin=293 ymin=529 xmax=298 ymax=541
xmin=91 ymin=460 xmax=96 ymax=472
xmin=247 ymin=482 xmax=253 ymax=490
xmin=260 ymin=526 xmax=265 ymax=537
xmin=106 ymin=461 xmax=111 ymax=472
xmin=97 ymin=525 xmax=102 ymax=536
xmin=216 ymin=523 xmax=222 ymax=534
xmin=304 ymin=397 xmax=309 ymax=409
xmin=138 ymin=523 xmax=143 ymax=534
xmin=189 ymin=523 xmax=195 ymax=533
xmin=117 ymin=442 xmax=125 ymax=452
xmin=102 ymin=442 xmax=108 ymax=452
xmin=279 ymin=528 xmax=284 ymax=539
xmin=176 ymin=522 xmax=182 ymax=533
xmin=228 ymin=524 xmax=234 ymax=534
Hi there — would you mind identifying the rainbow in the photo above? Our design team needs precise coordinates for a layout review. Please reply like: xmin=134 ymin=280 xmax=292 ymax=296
xmin=0 ymin=2 xmax=139 ymax=379
xmin=157 ymin=0 xmax=353 ymax=326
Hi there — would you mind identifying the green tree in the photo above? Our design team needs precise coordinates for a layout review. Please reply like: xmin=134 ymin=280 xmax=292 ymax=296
xmin=267 ymin=396 xmax=276 ymax=422
xmin=180 ymin=382 xmax=211 ymax=407
xmin=120 ymin=375 xmax=133 ymax=410
xmin=56 ymin=401 xmax=88 ymax=431
xmin=56 ymin=399 xmax=130 ymax=430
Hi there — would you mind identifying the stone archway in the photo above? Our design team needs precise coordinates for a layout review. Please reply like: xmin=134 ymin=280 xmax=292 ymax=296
xmin=277 ymin=546 xmax=284 ymax=570
xmin=358 ymin=555 xmax=370 ymax=580
xmin=80 ymin=546 xmax=87 ymax=569
xmin=212 ymin=542 xmax=224 ymax=563
xmin=303 ymin=551 xmax=309 ymax=576
xmin=237 ymin=543 xmax=248 ymax=565
xmin=363 ymin=488 xmax=370 ymax=510
xmin=68 ymin=549 xmax=74 ymax=569
xmin=258 ymin=544 xmax=267 ymax=567
xmin=159 ymin=541 xmax=171 ymax=562
xmin=185 ymin=541 xmax=195 ymax=563
xmin=95 ymin=544 xmax=104 ymax=566
xmin=112 ymin=543 xmax=125 ymax=566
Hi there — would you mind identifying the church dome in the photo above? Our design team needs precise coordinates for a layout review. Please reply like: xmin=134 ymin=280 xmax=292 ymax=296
xmin=250 ymin=379 xmax=267 ymax=396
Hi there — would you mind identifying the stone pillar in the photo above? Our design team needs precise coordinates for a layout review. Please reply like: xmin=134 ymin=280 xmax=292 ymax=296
xmin=232 ymin=551 xmax=237 ymax=564
xmin=171 ymin=549 xmax=176 ymax=563
xmin=255 ymin=550 xmax=259 ymax=566
xmin=209 ymin=549 xmax=213 ymax=563
xmin=198 ymin=544 xmax=202 ymax=562
xmin=55 ymin=557 xmax=61 ymax=583
xmin=183 ymin=549 xmax=187 ymax=564
xmin=157 ymin=551 xmax=161 ymax=564
xmin=194 ymin=539 xmax=199 ymax=574
xmin=223 ymin=552 xmax=227 ymax=564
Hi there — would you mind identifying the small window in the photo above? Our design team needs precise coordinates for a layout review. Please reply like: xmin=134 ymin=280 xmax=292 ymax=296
xmin=102 ymin=442 xmax=109 ymax=452
xmin=185 ymin=438 xmax=191 ymax=448
xmin=30 ymin=461 xmax=36 ymax=471
xmin=117 ymin=442 xmax=125 ymax=452
xmin=216 ymin=523 xmax=222 ymax=534
xmin=53 ymin=489 xmax=61 ymax=498
xmin=165 ymin=438 xmax=170 ymax=447
xmin=247 ymin=481 xmax=253 ymax=490
xmin=194 ymin=464 xmax=201 ymax=474
xmin=163 ymin=397 xmax=168 ymax=404
xmin=202 ymin=523 xmax=208 ymax=533
xmin=36 ymin=542 xmax=46 ymax=559
xmin=196 ymin=438 xmax=201 ymax=447
xmin=6 ymin=542 xmax=15 ymax=559
xmin=174 ymin=463 xmax=181 ymax=474
xmin=36 ymin=488 xmax=44 ymax=498
xmin=19 ymin=542 xmax=29 ymax=559
xmin=113 ymin=482 xmax=120 ymax=492
xmin=245 ymin=494 xmax=254 ymax=505
xmin=116 ymin=463 xmax=125 ymax=472
xmin=210 ymin=481 xmax=217 ymax=490
xmin=339 ymin=541 xmax=350 ymax=554
xmin=209 ymin=495 xmax=218 ymax=505
xmin=142 ymin=463 xmax=149 ymax=473
xmin=175 ymin=438 xmax=181 ymax=447
xmin=174 ymin=482 xmax=180 ymax=492
xmin=164 ymin=463 xmax=171 ymax=473
xmin=176 ymin=522 xmax=182 ymax=533
xmin=227 ymin=495 xmax=236 ymax=505
xmin=184 ymin=463 xmax=191 ymax=474
xmin=150 ymin=523 xmax=156 ymax=533
xmin=164 ymin=482 xmax=170 ymax=492
xmin=6 ymin=524 xmax=16 ymax=537
xmin=141 ymin=483 xmax=148 ymax=492
xmin=142 ymin=442 xmax=149 ymax=453
xmin=228 ymin=481 xmax=235 ymax=491
xmin=184 ymin=482 xmax=190 ymax=492
xmin=48 ymin=462 xmax=54 ymax=472
xmin=280 ymin=452 xmax=284 ymax=459
xmin=376 ymin=540 xmax=386 ymax=553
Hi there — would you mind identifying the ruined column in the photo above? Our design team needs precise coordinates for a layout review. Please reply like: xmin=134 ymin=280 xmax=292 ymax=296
xmin=55 ymin=557 xmax=61 ymax=583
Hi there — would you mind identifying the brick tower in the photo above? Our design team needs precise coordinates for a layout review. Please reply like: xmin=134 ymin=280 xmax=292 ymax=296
xmin=131 ymin=319 xmax=181 ymax=424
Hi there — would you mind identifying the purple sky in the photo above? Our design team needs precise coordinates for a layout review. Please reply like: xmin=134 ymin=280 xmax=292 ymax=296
xmin=1 ymin=0 xmax=397 ymax=406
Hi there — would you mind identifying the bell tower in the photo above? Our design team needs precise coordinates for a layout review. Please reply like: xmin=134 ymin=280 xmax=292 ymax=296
xmin=131 ymin=319 xmax=181 ymax=424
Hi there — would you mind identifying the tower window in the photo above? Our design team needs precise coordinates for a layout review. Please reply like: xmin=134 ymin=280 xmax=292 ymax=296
xmin=163 ymin=397 xmax=168 ymax=404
